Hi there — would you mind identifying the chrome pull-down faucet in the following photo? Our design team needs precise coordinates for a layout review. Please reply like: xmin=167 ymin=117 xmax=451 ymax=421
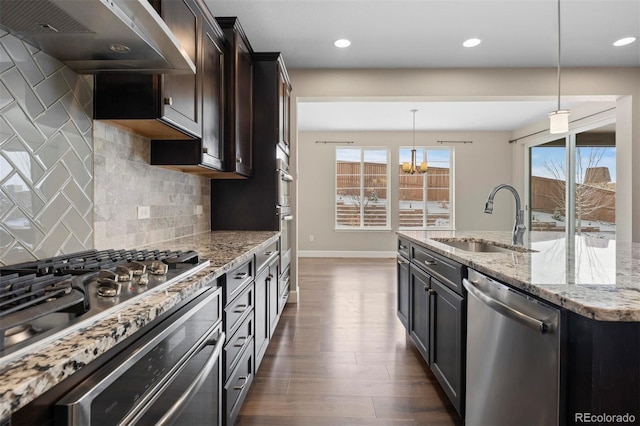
xmin=484 ymin=184 xmax=526 ymax=245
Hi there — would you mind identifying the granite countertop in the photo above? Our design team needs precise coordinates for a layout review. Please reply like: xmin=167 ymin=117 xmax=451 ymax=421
xmin=0 ymin=230 xmax=279 ymax=421
xmin=398 ymin=230 xmax=640 ymax=322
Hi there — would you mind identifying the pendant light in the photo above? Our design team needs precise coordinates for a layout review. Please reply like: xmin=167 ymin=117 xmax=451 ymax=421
xmin=402 ymin=109 xmax=428 ymax=174
xmin=548 ymin=0 xmax=570 ymax=134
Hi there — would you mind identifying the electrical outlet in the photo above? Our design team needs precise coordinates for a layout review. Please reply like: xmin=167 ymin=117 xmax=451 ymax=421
xmin=309 ymin=235 xmax=314 ymax=242
xmin=137 ymin=205 xmax=150 ymax=220
xmin=196 ymin=205 xmax=203 ymax=215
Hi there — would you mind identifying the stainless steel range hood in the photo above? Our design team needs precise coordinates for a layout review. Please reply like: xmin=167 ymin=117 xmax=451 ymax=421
xmin=0 ymin=0 xmax=195 ymax=74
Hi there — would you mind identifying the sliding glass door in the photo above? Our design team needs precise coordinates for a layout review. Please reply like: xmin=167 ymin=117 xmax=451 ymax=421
xmin=529 ymin=124 xmax=616 ymax=239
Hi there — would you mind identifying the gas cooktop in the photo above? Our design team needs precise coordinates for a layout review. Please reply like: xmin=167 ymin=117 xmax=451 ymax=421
xmin=0 ymin=249 xmax=209 ymax=364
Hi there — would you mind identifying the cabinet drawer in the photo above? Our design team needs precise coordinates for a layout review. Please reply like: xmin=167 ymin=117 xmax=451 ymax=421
xmin=398 ymin=237 xmax=411 ymax=259
xmin=224 ymin=258 xmax=254 ymax=304
xmin=224 ymin=315 xmax=254 ymax=383
xmin=412 ymin=245 xmax=464 ymax=294
xmin=224 ymin=282 xmax=254 ymax=337
xmin=278 ymin=265 xmax=290 ymax=314
xmin=224 ymin=339 xmax=254 ymax=425
xmin=255 ymin=240 xmax=279 ymax=273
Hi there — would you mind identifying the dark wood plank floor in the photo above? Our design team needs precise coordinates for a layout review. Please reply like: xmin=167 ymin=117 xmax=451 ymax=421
xmin=237 ymin=257 xmax=464 ymax=425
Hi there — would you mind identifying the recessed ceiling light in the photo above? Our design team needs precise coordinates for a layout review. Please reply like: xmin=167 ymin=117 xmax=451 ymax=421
xmin=334 ymin=39 xmax=351 ymax=48
xmin=463 ymin=38 xmax=482 ymax=48
xmin=613 ymin=36 xmax=637 ymax=47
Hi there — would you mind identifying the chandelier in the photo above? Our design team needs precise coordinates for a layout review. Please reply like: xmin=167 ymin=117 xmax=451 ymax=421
xmin=402 ymin=109 xmax=428 ymax=174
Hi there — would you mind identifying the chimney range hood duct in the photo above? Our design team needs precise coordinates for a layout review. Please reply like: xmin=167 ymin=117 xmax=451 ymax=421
xmin=0 ymin=0 xmax=195 ymax=74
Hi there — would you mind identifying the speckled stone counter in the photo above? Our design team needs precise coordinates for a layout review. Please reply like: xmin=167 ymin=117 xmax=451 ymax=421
xmin=0 ymin=230 xmax=279 ymax=421
xmin=398 ymin=230 xmax=640 ymax=322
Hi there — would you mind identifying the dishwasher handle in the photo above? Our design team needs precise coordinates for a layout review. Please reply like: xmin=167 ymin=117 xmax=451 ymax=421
xmin=463 ymin=278 xmax=550 ymax=334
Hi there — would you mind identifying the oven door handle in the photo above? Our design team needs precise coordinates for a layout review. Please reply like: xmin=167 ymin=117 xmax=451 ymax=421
xmin=279 ymin=169 xmax=294 ymax=182
xmin=153 ymin=330 xmax=226 ymax=425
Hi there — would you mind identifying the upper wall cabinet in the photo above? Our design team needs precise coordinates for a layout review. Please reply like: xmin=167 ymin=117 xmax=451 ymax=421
xmin=149 ymin=5 xmax=227 ymax=175
xmin=216 ymin=17 xmax=254 ymax=178
xmin=94 ymin=0 xmax=203 ymax=139
xmin=211 ymin=53 xmax=290 ymax=230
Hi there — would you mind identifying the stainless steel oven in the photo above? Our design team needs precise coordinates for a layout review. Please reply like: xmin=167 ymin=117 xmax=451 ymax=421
xmin=279 ymin=206 xmax=293 ymax=273
xmin=277 ymin=157 xmax=292 ymax=209
xmin=54 ymin=288 xmax=225 ymax=425
xmin=276 ymin=147 xmax=293 ymax=276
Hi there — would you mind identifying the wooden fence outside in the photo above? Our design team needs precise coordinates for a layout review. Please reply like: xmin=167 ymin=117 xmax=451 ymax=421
xmin=531 ymin=176 xmax=615 ymax=224
xmin=336 ymin=162 xmax=450 ymax=201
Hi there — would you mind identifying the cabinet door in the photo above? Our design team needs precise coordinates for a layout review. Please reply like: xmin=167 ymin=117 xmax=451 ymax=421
xmin=200 ymin=17 xmax=225 ymax=170
xmin=268 ymin=269 xmax=279 ymax=337
xmin=409 ymin=265 xmax=430 ymax=363
xmin=161 ymin=0 xmax=201 ymax=137
xmin=430 ymin=277 xmax=465 ymax=415
xmin=278 ymin=63 xmax=291 ymax=152
xmin=233 ymin=33 xmax=253 ymax=176
xmin=397 ymin=255 xmax=410 ymax=329
xmin=254 ymin=268 xmax=269 ymax=372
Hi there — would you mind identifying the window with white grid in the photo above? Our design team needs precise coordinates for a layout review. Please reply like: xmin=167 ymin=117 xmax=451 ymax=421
xmin=336 ymin=147 xmax=390 ymax=229
xmin=399 ymin=147 xmax=454 ymax=229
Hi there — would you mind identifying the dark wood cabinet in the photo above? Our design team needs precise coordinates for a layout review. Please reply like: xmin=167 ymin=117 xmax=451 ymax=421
xmin=397 ymin=255 xmax=410 ymax=329
xmin=254 ymin=266 xmax=269 ymax=371
xmin=430 ymin=277 xmax=465 ymax=415
xmin=94 ymin=0 xmax=202 ymax=139
xmin=216 ymin=17 xmax=253 ymax=178
xmin=211 ymin=53 xmax=290 ymax=230
xmin=219 ymin=259 xmax=255 ymax=426
xmin=409 ymin=264 xmax=431 ymax=363
xmin=149 ymin=3 xmax=228 ymax=175
xmin=199 ymin=13 xmax=226 ymax=170
xmin=255 ymin=253 xmax=279 ymax=372
xmin=268 ymin=257 xmax=280 ymax=337
xmin=160 ymin=0 xmax=200 ymax=136
xmin=397 ymin=237 xmax=466 ymax=417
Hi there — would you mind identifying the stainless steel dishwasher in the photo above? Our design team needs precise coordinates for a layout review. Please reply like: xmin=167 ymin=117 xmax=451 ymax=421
xmin=463 ymin=269 xmax=561 ymax=426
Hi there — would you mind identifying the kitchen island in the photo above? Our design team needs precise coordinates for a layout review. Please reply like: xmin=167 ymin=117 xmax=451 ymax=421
xmin=398 ymin=230 xmax=640 ymax=425
xmin=399 ymin=230 xmax=640 ymax=321
xmin=0 ymin=230 xmax=279 ymax=422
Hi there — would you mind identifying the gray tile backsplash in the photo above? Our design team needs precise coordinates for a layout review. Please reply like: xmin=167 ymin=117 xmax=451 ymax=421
xmin=0 ymin=33 xmax=211 ymax=265
xmin=93 ymin=121 xmax=210 ymax=250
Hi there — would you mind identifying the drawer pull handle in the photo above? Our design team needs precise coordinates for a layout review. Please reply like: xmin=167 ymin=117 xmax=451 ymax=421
xmin=235 ymin=272 xmax=248 ymax=279
xmin=399 ymin=245 xmax=407 ymax=250
xmin=234 ymin=375 xmax=249 ymax=390
xmin=424 ymin=285 xmax=429 ymax=292
xmin=234 ymin=336 xmax=248 ymax=347
xmin=397 ymin=259 xmax=408 ymax=265
xmin=428 ymin=289 xmax=437 ymax=295
xmin=265 ymin=251 xmax=274 ymax=255
xmin=164 ymin=96 xmax=173 ymax=105
xmin=233 ymin=304 xmax=248 ymax=313
xmin=424 ymin=260 xmax=437 ymax=266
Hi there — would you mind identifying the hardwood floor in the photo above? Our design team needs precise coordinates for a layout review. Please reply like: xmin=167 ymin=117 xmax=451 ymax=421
xmin=236 ymin=257 xmax=463 ymax=425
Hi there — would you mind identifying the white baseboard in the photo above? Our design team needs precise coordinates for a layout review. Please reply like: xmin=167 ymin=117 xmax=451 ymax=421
xmin=297 ymin=250 xmax=396 ymax=258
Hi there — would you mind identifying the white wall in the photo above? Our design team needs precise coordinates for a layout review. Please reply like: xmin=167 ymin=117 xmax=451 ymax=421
xmin=297 ymin=130 xmax=514 ymax=255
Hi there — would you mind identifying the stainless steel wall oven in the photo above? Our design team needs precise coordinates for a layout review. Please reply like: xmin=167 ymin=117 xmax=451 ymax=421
xmin=276 ymin=148 xmax=293 ymax=281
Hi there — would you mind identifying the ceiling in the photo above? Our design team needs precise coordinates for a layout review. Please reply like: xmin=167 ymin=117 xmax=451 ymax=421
xmin=205 ymin=0 xmax=638 ymax=132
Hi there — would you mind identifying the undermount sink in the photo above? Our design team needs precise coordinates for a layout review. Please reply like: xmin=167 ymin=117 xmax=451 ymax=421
xmin=432 ymin=238 xmax=536 ymax=254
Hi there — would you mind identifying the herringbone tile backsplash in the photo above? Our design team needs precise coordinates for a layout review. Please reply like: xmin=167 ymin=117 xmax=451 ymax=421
xmin=0 ymin=32 xmax=210 ymax=265
xmin=0 ymin=31 xmax=94 ymax=265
